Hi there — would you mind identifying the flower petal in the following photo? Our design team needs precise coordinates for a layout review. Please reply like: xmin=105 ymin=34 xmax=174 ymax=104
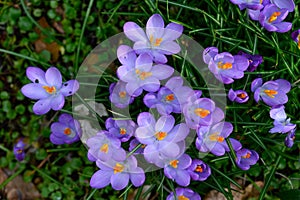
xmin=45 ymin=67 xmax=62 ymax=88
xmin=111 ymin=173 xmax=130 ymax=190
xmin=151 ymin=64 xmax=174 ymax=80
xmin=26 ymin=66 xmax=47 ymax=85
xmin=130 ymin=167 xmax=145 ymax=187
xmin=175 ymin=170 xmax=190 ymax=186
xmin=124 ymin=22 xmax=147 ymax=42
xmin=60 ymin=80 xmax=80 ymax=96
xmin=155 ymin=115 xmax=175 ymax=133
xmin=90 ymin=170 xmax=112 ymax=189
xmin=21 ymin=83 xmax=49 ymax=100
xmin=50 ymin=94 xmax=65 ymax=111
xmin=164 ymin=22 xmax=183 ymax=41
xmin=33 ymin=98 xmax=52 ymax=115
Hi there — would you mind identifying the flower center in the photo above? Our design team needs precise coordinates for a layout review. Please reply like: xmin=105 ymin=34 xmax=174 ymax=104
xmin=260 ymin=0 xmax=263 ymax=4
xmin=43 ymin=86 xmax=56 ymax=94
xmin=268 ymin=11 xmax=281 ymax=23
xmin=217 ymin=62 xmax=232 ymax=69
xmin=209 ymin=132 xmax=225 ymax=142
xmin=242 ymin=152 xmax=251 ymax=159
xmin=155 ymin=131 xmax=167 ymax=141
xmin=64 ymin=127 xmax=71 ymax=135
xmin=178 ymin=195 xmax=189 ymax=200
xmin=194 ymin=108 xmax=210 ymax=118
xmin=119 ymin=91 xmax=126 ymax=98
xmin=120 ymin=128 xmax=127 ymax=135
xmin=195 ymin=165 xmax=203 ymax=173
xmin=113 ymin=163 xmax=124 ymax=174
xmin=100 ymin=143 xmax=109 ymax=153
xmin=17 ymin=149 xmax=23 ymax=154
xmin=165 ymin=94 xmax=175 ymax=101
xmin=264 ymin=89 xmax=278 ymax=98
xmin=297 ymin=34 xmax=300 ymax=49
xmin=237 ymin=93 xmax=247 ymax=99
xmin=169 ymin=159 xmax=179 ymax=168
xmin=135 ymin=69 xmax=152 ymax=80
xmin=149 ymin=34 xmax=163 ymax=47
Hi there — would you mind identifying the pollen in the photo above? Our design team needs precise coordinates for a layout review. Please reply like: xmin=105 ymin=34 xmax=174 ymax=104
xmin=169 ymin=159 xmax=179 ymax=168
xmin=268 ymin=11 xmax=281 ymax=23
xmin=120 ymin=128 xmax=127 ymax=135
xmin=64 ymin=128 xmax=71 ymax=135
xmin=43 ymin=86 xmax=56 ymax=94
xmin=217 ymin=62 xmax=232 ymax=69
xmin=17 ymin=149 xmax=23 ymax=154
xmin=194 ymin=108 xmax=210 ymax=118
xmin=237 ymin=93 xmax=247 ymax=99
xmin=260 ymin=0 xmax=263 ymax=4
xmin=178 ymin=195 xmax=189 ymax=200
xmin=297 ymin=34 xmax=300 ymax=49
xmin=155 ymin=131 xmax=167 ymax=141
xmin=242 ymin=152 xmax=251 ymax=159
xmin=135 ymin=69 xmax=152 ymax=80
xmin=195 ymin=165 xmax=203 ymax=173
xmin=113 ymin=163 xmax=124 ymax=174
xmin=154 ymin=38 xmax=163 ymax=46
xmin=119 ymin=91 xmax=126 ymax=98
xmin=100 ymin=143 xmax=109 ymax=153
xmin=209 ymin=132 xmax=224 ymax=142
xmin=264 ymin=89 xmax=278 ymax=98
xmin=165 ymin=94 xmax=175 ymax=101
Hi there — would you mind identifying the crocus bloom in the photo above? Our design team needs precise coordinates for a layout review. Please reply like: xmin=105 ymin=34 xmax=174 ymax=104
xmin=105 ymin=117 xmax=136 ymax=142
xmin=86 ymin=131 xmax=126 ymax=162
xmin=235 ymin=148 xmax=259 ymax=170
xmin=164 ymin=154 xmax=192 ymax=186
xmin=208 ymin=52 xmax=249 ymax=84
xmin=109 ymin=81 xmax=134 ymax=109
xmin=21 ymin=67 xmax=79 ymax=115
xmin=285 ymin=129 xmax=296 ymax=148
xmin=118 ymin=53 xmax=174 ymax=97
xmin=291 ymin=29 xmax=300 ymax=49
xmin=187 ymin=159 xmax=211 ymax=181
xmin=237 ymin=51 xmax=263 ymax=72
xmin=143 ymin=76 xmax=195 ymax=115
xmin=203 ymin=46 xmax=218 ymax=64
xmin=258 ymin=4 xmax=292 ymax=33
xmin=230 ymin=0 xmax=264 ymax=10
xmin=135 ymin=112 xmax=189 ymax=167
xmin=251 ymin=78 xmax=291 ymax=107
xmin=50 ymin=113 xmax=82 ymax=145
xmin=124 ymin=14 xmax=183 ymax=63
xmin=166 ymin=187 xmax=201 ymax=200
xmin=247 ymin=0 xmax=270 ymax=21
xmin=196 ymin=122 xmax=242 ymax=156
xmin=13 ymin=139 xmax=26 ymax=161
xmin=228 ymin=89 xmax=249 ymax=103
xmin=271 ymin=0 xmax=295 ymax=12
xmin=269 ymin=105 xmax=296 ymax=134
xmin=129 ymin=139 xmax=146 ymax=154
xmin=90 ymin=155 xmax=145 ymax=190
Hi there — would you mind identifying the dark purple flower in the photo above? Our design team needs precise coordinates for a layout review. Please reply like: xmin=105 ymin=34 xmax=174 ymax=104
xmin=228 ymin=89 xmax=249 ymax=103
xmin=259 ymin=4 xmax=292 ymax=33
xmin=271 ymin=0 xmax=295 ymax=12
xmin=291 ymin=29 xmax=300 ymax=49
xmin=129 ymin=139 xmax=146 ymax=154
xmin=124 ymin=14 xmax=183 ymax=63
xmin=118 ymin=53 xmax=174 ymax=97
xmin=251 ymin=78 xmax=291 ymax=107
xmin=50 ymin=113 xmax=82 ymax=145
xmin=237 ymin=51 xmax=263 ymax=72
xmin=105 ymin=117 xmax=136 ymax=142
xmin=164 ymin=154 xmax=192 ymax=186
xmin=143 ymin=76 xmax=195 ymax=115
xmin=13 ymin=139 xmax=26 ymax=161
xmin=235 ymin=148 xmax=259 ymax=170
xmin=285 ymin=129 xmax=296 ymax=148
xmin=21 ymin=67 xmax=79 ymax=115
xmin=166 ymin=187 xmax=201 ymax=200
xmin=90 ymin=155 xmax=145 ymax=190
xmin=187 ymin=159 xmax=211 ymax=181
xmin=269 ymin=105 xmax=296 ymax=134
xmin=230 ymin=0 xmax=264 ymax=10
xmin=208 ymin=52 xmax=249 ymax=84
xmin=203 ymin=47 xmax=218 ymax=64
xmin=86 ymin=131 xmax=126 ymax=162
xmin=109 ymin=81 xmax=135 ymax=109
xmin=196 ymin=122 xmax=242 ymax=156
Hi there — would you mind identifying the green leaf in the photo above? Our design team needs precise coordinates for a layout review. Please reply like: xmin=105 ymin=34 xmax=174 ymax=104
xmin=277 ymin=189 xmax=300 ymax=200
xmin=0 ymin=91 xmax=9 ymax=100
xmin=8 ymin=7 xmax=21 ymax=23
xmin=18 ymin=16 xmax=33 ymax=32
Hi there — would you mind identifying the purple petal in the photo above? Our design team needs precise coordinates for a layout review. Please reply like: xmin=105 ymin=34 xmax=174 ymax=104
xmin=117 ymin=45 xmax=136 ymax=67
xmin=168 ymin=123 xmax=189 ymax=143
xmin=175 ymin=170 xmax=190 ymax=186
xmin=165 ymin=76 xmax=183 ymax=89
xmin=251 ymin=78 xmax=263 ymax=92
xmin=50 ymin=94 xmax=65 ymax=110
xmin=126 ymin=82 xmax=142 ymax=97
xmin=155 ymin=115 xmax=175 ymax=133
xmin=159 ymin=41 xmax=181 ymax=54
xmin=233 ymin=55 xmax=249 ymax=71
xmin=146 ymin=14 xmax=165 ymax=39
xmin=272 ymin=0 xmax=295 ymax=12
xmin=178 ymin=154 xmax=192 ymax=169
xmin=130 ymin=168 xmax=145 ymax=187
xmin=273 ymin=22 xmax=292 ymax=33
xmin=141 ymin=77 xmax=160 ymax=92
xmin=111 ymin=173 xmax=130 ymax=190
xmin=152 ymin=64 xmax=174 ymax=80
xmin=164 ymin=22 xmax=183 ymax=41
xmin=60 ymin=80 xmax=80 ymax=96
xmin=21 ymin=83 xmax=49 ymax=100
xmin=275 ymin=79 xmax=291 ymax=93
xmin=211 ymin=143 xmax=226 ymax=156
xmin=151 ymin=51 xmax=168 ymax=64
xmin=203 ymin=47 xmax=218 ymax=64
xmin=50 ymin=134 xmax=65 ymax=145
xmin=159 ymin=141 xmax=180 ymax=158
xmin=136 ymin=53 xmax=153 ymax=71
xmin=33 ymin=98 xmax=51 ymax=115
xmin=90 ymin=170 xmax=112 ymax=188
xmin=112 ymin=148 xmax=127 ymax=161
xmin=228 ymin=88 xmax=237 ymax=102
xmin=45 ymin=67 xmax=62 ymax=88
xmin=137 ymin=112 xmax=155 ymax=127
xmin=124 ymin=22 xmax=147 ymax=42
xmin=248 ymin=9 xmax=260 ymax=21
xmin=26 ymin=66 xmax=47 ymax=85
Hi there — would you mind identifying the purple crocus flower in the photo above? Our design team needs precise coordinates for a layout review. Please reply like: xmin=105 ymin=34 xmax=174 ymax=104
xmin=129 ymin=139 xmax=146 ymax=154
xmin=105 ymin=117 xmax=136 ymax=142
xmin=143 ymin=76 xmax=195 ymax=115
xmin=109 ymin=81 xmax=134 ymax=109
xmin=237 ymin=51 xmax=263 ymax=72
xmin=203 ymin=46 xmax=218 ymax=64
xmin=269 ymin=105 xmax=296 ymax=134
xmin=259 ymin=4 xmax=292 ymax=33
xmin=166 ymin=187 xmax=201 ymax=200
xmin=291 ymin=29 xmax=300 ymax=49
xmin=196 ymin=122 xmax=242 ymax=156
xmin=21 ymin=67 xmax=79 ymax=115
xmin=235 ymin=148 xmax=259 ymax=170
xmin=13 ymin=139 xmax=26 ymax=161
xmin=247 ymin=0 xmax=271 ymax=21
xmin=164 ymin=154 xmax=192 ymax=186
xmin=124 ymin=14 xmax=183 ymax=64
xmin=86 ymin=131 xmax=126 ymax=162
xmin=230 ymin=0 xmax=264 ymax=10
xmin=50 ymin=113 xmax=82 ymax=145
xmin=251 ymin=78 xmax=291 ymax=107
xmin=90 ymin=155 xmax=145 ymax=190
xmin=118 ymin=53 xmax=174 ymax=97
xmin=285 ymin=129 xmax=296 ymax=148
xmin=208 ymin=52 xmax=249 ymax=84
xmin=187 ymin=159 xmax=211 ymax=181
xmin=228 ymin=88 xmax=249 ymax=103
xmin=135 ymin=112 xmax=189 ymax=166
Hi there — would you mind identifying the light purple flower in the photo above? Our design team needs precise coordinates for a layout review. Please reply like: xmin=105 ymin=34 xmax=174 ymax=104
xmin=109 ymin=81 xmax=134 ymax=109
xmin=21 ymin=67 xmax=79 ymax=115
xmin=291 ymin=29 xmax=300 ymax=49
xmin=285 ymin=129 xmax=296 ymax=148
xmin=124 ymin=14 xmax=183 ymax=63
xmin=203 ymin=47 xmax=218 ymax=64
xmin=164 ymin=154 xmax=192 ymax=186
xmin=118 ymin=53 xmax=174 ymax=97
xmin=208 ymin=52 xmax=249 ymax=84
xmin=230 ymin=0 xmax=264 ymax=10
xmin=259 ymin=4 xmax=292 ymax=33
xmin=228 ymin=89 xmax=249 ymax=103
xmin=50 ymin=113 xmax=82 ymax=145
xmin=166 ymin=187 xmax=201 ymax=200
xmin=13 ymin=139 xmax=26 ymax=161
xmin=90 ymin=155 xmax=145 ymax=190
xmin=237 ymin=51 xmax=263 ymax=72
xmin=86 ymin=131 xmax=126 ymax=162
xmin=105 ymin=117 xmax=136 ymax=142
xmin=187 ymin=159 xmax=211 ymax=181
xmin=129 ymin=139 xmax=146 ymax=154
xmin=196 ymin=122 xmax=242 ymax=156
xmin=251 ymin=78 xmax=291 ymax=107
xmin=269 ymin=105 xmax=296 ymax=134
xmin=235 ymin=148 xmax=259 ymax=170
xmin=143 ymin=76 xmax=195 ymax=115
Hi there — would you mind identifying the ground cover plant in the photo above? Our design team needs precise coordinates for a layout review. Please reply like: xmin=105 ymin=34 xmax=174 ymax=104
xmin=0 ymin=0 xmax=299 ymax=199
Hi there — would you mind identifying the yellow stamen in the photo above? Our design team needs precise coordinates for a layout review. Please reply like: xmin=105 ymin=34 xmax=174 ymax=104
xmin=43 ymin=86 xmax=56 ymax=94
xmin=165 ymin=94 xmax=175 ymax=101
xmin=297 ymin=34 xmax=300 ymax=49
xmin=169 ymin=159 xmax=179 ymax=168
xmin=264 ymin=89 xmax=278 ymax=98
xmin=17 ymin=149 xmax=23 ymax=153
xmin=135 ymin=69 xmax=152 ymax=80
xmin=119 ymin=91 xmax=126 ymax=98
xmin=155 ymin=131 xmax=167 ymax=141
xmin=178 ymin=195 xmax=190 ymax=200
xmin=260 ymin=0 xmax=263 ymax=4
xmin=120 ymin=128 xmax=126 ymax=135
xmin=64 ymin=128 xmax=71 ymax=135
xmin=237 ymin=93 xmax=247 ymax=99
xmin=100 ymin=143 xmax=109 ymax=153
xmin=141 ymin=144 xmax=146 ymax=148
xmin=154 ymin=38 xmax=163 ymax=46
xmin=195 ymin=165 xmax=203 ymax=173
xmin=113 ymin=163 xmax=124 ymax=174
xmin=242 ymin=152 xmax=251 ymax=159
xmin=149 ymin=34 xmax=154 ymax=43
xmin=217 ymin=62 xmax=232 ymax=69
xmin=194 ymin=108 xmax=210 ymax=118
xmin=268 ymin=12 xmax=281 ymax=23
xmin=209 ymin=132 xmax=225 ymax=142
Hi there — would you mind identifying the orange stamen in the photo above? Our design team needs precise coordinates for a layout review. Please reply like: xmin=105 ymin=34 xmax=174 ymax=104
xmin=155 ymin=131 xmax=167 ymax=141
xmin=120 ymin=128 xmax=126 ymax=135
xmin=195 ymin=165 xmax=203 ymax=173
xmin=100 ymin=143 xmax=109 ymax=153
xmin=113 ymin=163 xmax=124 ymax=174
xmin=217 ymin=62 xmax=232 ymax=69
xmin=43 ymin=86 xmax=56 ymax=94
xmin=178 ymin=195 xmax=189 ymax=200
xmin=165 ymin=94 xmax=175 ymax=101
xmin=64 ymin=128 xmax=71 ymax=135
xmin=169 ymin=160 xmax=179 ymax=168
xmin=268 ymin=12 xmax=281 ymax=23
xmin=119 ymin=91 xmax=126 ymax=98
xmin=194 ymin=108 xmax=210 ymax=118
xmin=264 ymin=89 xmax=278 ymax=98
xmin=242 ymin=152 xmax=251 ymax=159
xmin=209 ymin=132 xmax=225 ymax=142
xmin=237 ymin=93 xmax=247 ymax=99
